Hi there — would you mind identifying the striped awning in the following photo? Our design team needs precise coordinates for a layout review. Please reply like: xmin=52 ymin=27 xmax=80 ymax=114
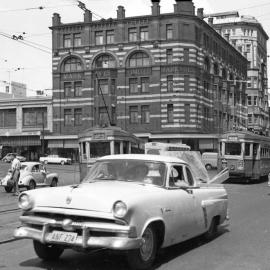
xmin=0 ymin=136 xmax=41 ymax=146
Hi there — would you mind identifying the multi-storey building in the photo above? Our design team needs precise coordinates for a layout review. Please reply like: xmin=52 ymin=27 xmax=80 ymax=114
xmin=207 ymin=11 xmax=269 ymax=135
xmin=0 ymin=96 xmax=53 ymax=160
xmin=49 ymin=0 xmax=247 ymax=153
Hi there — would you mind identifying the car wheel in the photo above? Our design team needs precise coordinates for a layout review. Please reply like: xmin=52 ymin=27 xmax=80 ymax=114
xmin=50 ymin=178 xmax=58 ymax=187
xmin=33 ymin=240 xmax=64 ymax=261
xmin=4 ymin=186 xmax=13 ymax=193
xmin=60 ymin=160 xmax=65 ymax=165
xmin=205 ymin=164 xmax=212 ymax=170
xmin=126 ymin=226 xmax=157 ymax=270
xmin=27 ymin=180 xmax=36 ymax=190
xmin=204 ymin=217 xmax=219 ymax=241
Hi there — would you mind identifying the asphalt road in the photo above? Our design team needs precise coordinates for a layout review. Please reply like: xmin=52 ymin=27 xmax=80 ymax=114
xmin=0 ymin=164 xmax=270 ymax=269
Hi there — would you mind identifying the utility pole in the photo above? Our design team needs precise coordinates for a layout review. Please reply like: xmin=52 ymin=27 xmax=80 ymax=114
xmin=41 ymin=111 xmax=45 ymax=155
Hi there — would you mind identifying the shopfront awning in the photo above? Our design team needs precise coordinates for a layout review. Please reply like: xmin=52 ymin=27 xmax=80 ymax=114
xmin=0 ymin=136 xmax=41 ymax=146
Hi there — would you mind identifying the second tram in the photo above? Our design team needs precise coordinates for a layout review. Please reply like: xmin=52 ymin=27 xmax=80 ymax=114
xmin=218 ymin=130 xmax=270 ymax=181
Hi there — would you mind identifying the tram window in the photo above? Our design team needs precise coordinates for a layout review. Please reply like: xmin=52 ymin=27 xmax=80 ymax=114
xmin=90 ymin=142 xmax=110 ymax=158
xmin=115 ymin=142 xmax=120 ymax=154
xmin=225 ymin=143 xmax=241 ymax=155
xmin=82 ymin=142 xmax=86 ymax=159
xmin=244 ymin=143 xmax=250 ymax=156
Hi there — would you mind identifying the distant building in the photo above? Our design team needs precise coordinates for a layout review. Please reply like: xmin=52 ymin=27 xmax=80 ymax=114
xmin=206 ymin=12 xmax=269 ymax=135
xmin=49 ymin=0 xmax=247 ymax=153
xmin=0 ymin=81 xmax=27 ymax=98
xmin=0 ymin=97 xmax=53 ymax=160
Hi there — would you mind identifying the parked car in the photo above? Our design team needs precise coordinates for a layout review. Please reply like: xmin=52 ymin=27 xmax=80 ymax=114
xmin=14 ymin=154 xmax=228 ymax=269
xmin=0 ymin=162 xmax=59 ymax=193
xmin=202 ymin=152 xmax=218 ymax=170
xmin=39 ymin=155 xmax=71 ymax=165
xmin=2 ymin=153 xmax=26 ymax=163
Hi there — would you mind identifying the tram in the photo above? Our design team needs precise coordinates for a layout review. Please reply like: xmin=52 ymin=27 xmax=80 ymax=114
xmin=78 ymin=126 xmax=144 ymax=180
xmin=218 ymin=130 xmax=270 ymax=181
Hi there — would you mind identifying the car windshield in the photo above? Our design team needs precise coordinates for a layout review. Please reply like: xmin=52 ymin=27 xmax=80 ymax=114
xmin=83 ymin=159 xmax=166 ymax=187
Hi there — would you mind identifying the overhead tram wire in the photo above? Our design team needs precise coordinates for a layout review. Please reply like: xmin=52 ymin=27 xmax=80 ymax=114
xmin=0 ymin=4 xmax=76 ymax=13
xmin=0 ymin=32 xmax=51 ymax=54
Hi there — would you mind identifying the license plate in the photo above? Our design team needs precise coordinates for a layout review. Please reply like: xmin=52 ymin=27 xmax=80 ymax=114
xmin=49 ymin=231 xmax=77 ymax=244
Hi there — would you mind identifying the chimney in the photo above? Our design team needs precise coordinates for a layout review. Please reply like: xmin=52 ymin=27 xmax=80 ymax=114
xmin=84 ymin=10 xmax=92 ymax=23
xmin=151 ymin=0 xmax=160 ymax=16
xmin=117 ymin=6 xmax=125 ymax=19
xmin=208 ymin=17 xmax=213 ymax=25
xmin=174 ymin=0 xmax=195 ymax=15
xmin=52 ymin=13 xmax=61 ymax=26
xmin=197 ymin=8 xmax=204 ymax=19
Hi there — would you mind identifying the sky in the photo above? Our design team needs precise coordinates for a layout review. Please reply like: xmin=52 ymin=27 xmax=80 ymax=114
xmin=0 ymin=0 xmax=270 ymax=95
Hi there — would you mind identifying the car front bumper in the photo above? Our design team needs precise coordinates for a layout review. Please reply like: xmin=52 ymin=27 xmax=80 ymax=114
xmin=14 ymin=215 xmax=142 ymax=250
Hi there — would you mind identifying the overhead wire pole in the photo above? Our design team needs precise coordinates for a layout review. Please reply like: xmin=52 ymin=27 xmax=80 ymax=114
xmin=95 ymin=74 xmax=112 ymax=126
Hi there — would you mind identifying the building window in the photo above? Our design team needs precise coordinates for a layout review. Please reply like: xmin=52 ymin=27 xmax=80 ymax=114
xmin=63 ymin=57 xmax=82 ymax=72
xmin=129 ymin=78 xmax=138 ymax=94
xmin=129 ymin=52 xmax=150 ymax=67
xmin=167 ymin=75 xmax=173 ymax=92
xmin=99 ymin=107 xmax=109 ymax=126
xmin=63 ymin=34 xmax=71 ymax=48
xmin=254 ymin=96 xmax=257 ymax=106
xmin=246 ymin=44 xmax=251 ymax=53
xmin=141 ymin=77 xmax=149 ymax=93
xmin=106 ymin=30 xmax=114 ymax=44
xmin=0 ymin=109 xmax=16 ymax=128
xmin=64 ymin=82 xmax=72 ymax=97
xmin=98 ymin=79 xmax=109 ymax=95
xmin=140 ymin=27 xmax=149 ymax=41
xmin=74 ymin=108 xmax=82 ymax=126
xmin=74 ymin=81 xmax=82 ymax=97
xmin=166 ymin=24 xmax=173 ymax=40
xmin=247 ymin=96 xmax=252 ymax=106
xmin=184 ymin=75 xmax=189 ymax=92
xmin=141 ymin=105 xmax=150 ymax=124
xmin=111 ymin=79 xmax=116 ymax=95
xmin=203 ymin=57 xmax=210 ymax=72
xmin=95 ymin=31 xmax=104 ymax=45
xmin=185 ymin=104 xmax=190 ymax=123
xmin=64 ymin=109 xmax=72 ymax=126
xmin=184 ymin=48 xmax=189 ymax=62
xmin=166 ymin=49 xmax=173 ymax=64
xmin=74 ymin=33 xmax=81 ymax=46
xmin=95 ymin=54 xmax=116 ymax=68
xmin=128 ymin=28 xmax=137 ymax=42
xmin=167 ymin=104 xmax=174 ymax=123
xmin=23 ymin=108 xmax=47 ymax=128
xmin=129 ymin=106 xmax=139 ymax=124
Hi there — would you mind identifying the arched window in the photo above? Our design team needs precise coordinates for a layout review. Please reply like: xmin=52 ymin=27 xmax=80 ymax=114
xmin=95 ymin=54 xmax=116 ymax=68
xmin=203 ymin=57 xmax=210 ymax=72
xmin=63 ymin=57 xmax=82 ymax=72
xmin=213 ymin=63 xmax=219 ymax=75
xmin=129 ymin=52 xmax=150 ymax=67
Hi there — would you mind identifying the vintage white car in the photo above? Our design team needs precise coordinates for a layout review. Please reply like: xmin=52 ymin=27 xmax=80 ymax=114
xmin=39 ymin=155 xmax=72 ymax=165
xmin=14 ymin=154 xmax=228 ymax=270
xmin=1 ymin=162 xmax=59 ymax=192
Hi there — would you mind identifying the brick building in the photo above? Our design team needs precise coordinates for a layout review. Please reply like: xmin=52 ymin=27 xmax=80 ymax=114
xmin=207 ymin=11 xmax=269 ymax=135
xmin=49 ymin=0 xmax=247 ymax=153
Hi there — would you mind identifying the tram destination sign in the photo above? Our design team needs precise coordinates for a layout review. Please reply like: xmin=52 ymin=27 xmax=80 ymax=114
xmin=227 ymin=135 xmax=238 ymax=141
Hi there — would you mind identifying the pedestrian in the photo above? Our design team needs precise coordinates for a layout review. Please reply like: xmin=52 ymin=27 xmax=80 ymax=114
xmin=10 ymin=153 xmax=21 ymax=196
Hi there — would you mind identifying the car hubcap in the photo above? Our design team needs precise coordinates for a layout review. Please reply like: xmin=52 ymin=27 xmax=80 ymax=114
xmin=140 ymin=228 xmax=154 ymax=262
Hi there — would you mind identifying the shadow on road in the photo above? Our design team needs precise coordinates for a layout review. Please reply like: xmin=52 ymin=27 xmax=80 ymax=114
xmin=19 ymin=225 xmax=230 ymax=270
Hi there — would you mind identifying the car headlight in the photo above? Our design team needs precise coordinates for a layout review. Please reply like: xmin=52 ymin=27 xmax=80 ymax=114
xmin=18 ymin=193 xmax=33 ymax=211
xmin=113 ymin=201 xmax=127 ymax=218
